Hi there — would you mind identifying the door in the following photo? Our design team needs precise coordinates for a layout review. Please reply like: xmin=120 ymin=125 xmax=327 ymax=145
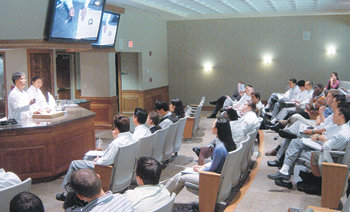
xmin=0 ymin=53 xmax=6 ymax=118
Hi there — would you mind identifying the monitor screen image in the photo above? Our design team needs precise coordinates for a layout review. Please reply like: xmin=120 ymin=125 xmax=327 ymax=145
xmin=47 ymin=0 xmax=105 ymax=42
xmin=92 ymin=11 xmax=120 ymax=47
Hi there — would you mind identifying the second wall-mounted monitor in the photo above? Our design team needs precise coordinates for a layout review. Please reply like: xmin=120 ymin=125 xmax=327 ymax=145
xmin=46 ymin=0 xmax=106 ymax=42
xmin=92 ymin=11 xmax=120 ymax=47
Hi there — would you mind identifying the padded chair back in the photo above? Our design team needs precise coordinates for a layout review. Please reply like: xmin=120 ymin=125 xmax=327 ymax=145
xmin=247 ymin=128 xmax=259 ymax=161
xmin=216 ymin=143 xmax=243 ymax=203
xmin=192 ymin=105 xmax=203 ymax=137
xmin=173 ymin=117 xmax=187 ymax=153
xmin=153 ymin=193 xmax=176 ymax=212
xmin=110 ymin=141 xmax=139 ymax=193
xmin=163 ymin=122 xmax=178 ymax=161
xmin=152 ymin=127 xmax=168 ymax=162
xmin=137 ymin=133 xmax=156 ymax=159
xmin=232 ymin=137 xmax=249 ymax=187
xmin=341 ymin=140 xmax=350 ymax=166
xmin=0 ymin=178 xmax=32 ymax=212
xmin=240 ymin=134 xmax=254 ymax=176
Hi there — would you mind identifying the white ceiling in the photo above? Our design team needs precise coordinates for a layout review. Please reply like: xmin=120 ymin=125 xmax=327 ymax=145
xmin=107 ymin=0 xmax=350 ymax=20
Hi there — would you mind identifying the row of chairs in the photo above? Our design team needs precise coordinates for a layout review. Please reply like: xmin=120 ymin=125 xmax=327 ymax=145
xmin=0 ymin=178 xmax=32 ymax=212
xmin=95 ymin=117 xmax=188 ymax=194
xmin=184 ymin=96 xmax=205 ymax=138
xmin=184 ymin=126 xmax=260 ymax=212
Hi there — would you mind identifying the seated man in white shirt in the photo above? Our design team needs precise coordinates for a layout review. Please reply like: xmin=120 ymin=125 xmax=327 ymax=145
xmin=7 ymin=72 xmax=35 ymax=120
xmin=0 ymin=168 xmax=21 ymax=189
xmin=56 ymin=114 xmax=134 ymax=201
xmin=241 ymin=103 xmax=260 ymax=134
xmin=265 ymin=78 xmax=297 ymax=111
xmin=125 ymin=157 xmax=170 ymax=212
xmin=132 ymin=108 xmax=151 ymax=141
xmin=155 ymin=102 xmax=178 ymax=129
xmin=268 ymin=102 xmax=350 ymax=181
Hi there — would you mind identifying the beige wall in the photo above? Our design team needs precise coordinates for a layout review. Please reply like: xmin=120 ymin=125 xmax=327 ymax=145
xmin=4 ymin=49 xmax=28 ymax=96
xmin=167 ymin=15 xmax=350 ymax=104
xmin=120 ymin=52 xmax=139 ymax=90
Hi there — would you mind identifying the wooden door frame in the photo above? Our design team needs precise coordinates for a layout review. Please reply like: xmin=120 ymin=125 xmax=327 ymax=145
xmin=116 ymin=52 xmax=122 ymax=113
xmin=26 ymin=49 xmax=54 ymax=94
xmin=0 ymin=52 xmax=7 ymax=117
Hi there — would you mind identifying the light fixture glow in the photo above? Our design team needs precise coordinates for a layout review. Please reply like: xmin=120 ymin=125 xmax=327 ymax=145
xmin=326 ymin=46 xmax=336 ymax=56
xmin=263 ymin=55 xmax=273 ymax=65
xmin=204 ymin=62 xmax=213 ymax=72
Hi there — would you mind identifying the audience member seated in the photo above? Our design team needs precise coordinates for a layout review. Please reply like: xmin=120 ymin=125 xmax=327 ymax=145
xmin=251 ymin=92 xmax=265 ymax=115
xmin=324 ymin=72 xmax=340 ymax=90
xmin=193 ymin=109 xmax=244 ymax=165
xmin=125 ymin=157 xmax=170 ymax=211
xmin=169 ymin=98 xmax=185 ymax=119
xmin=132 ymin=108 xmax=151 ymax=141
xmin=265 ymin=78 xmax=297 ymax=112
xmin=224 ymin=85 xmax=255 ymax=111
xmin=10 ymin=191 xmax=44 ymax=212
xmin=267 ymin=102 xmax=350 ymax=181
xmin=65 ymin=169 xmax=133 ymax=212
xmin=165 ymin=118 xmax=236 ymax=194
xmin=155 ymin=101 xmax=179 ymax=129
xmin=207 ymin=81 xmax=245 ymax=118
xmin=147 ymin=111 xmax=161 ymax=133
xmin=56 ymin=114 xmax=134 ymax=201
xmin=240 ymin=103 xmax=260 ymax=134
xmin=270 ymin=80 xmax=306 ymax=119
xmin=0 ymin=168 xmax=21 ymax=189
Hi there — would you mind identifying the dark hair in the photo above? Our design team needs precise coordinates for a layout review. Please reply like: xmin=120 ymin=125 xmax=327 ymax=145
xmin=297 ymin=80 xmax=305 ymax=87
xmin=32 ymin=76 xmax=42 ymax=83
xmin=134 ymin=108 xmax=148 ymax=124
xmin=170 ymin=99 xmax=185 ymax=118
xmin=289 ymin=78 xmax=297 ymax=84
xmin=332 ymin=72 xmax=339 ymax=80
xmin=148 ymin=111 xmax=161 ymax=130
xmin=334 ymin=94 xmax=346 ymax=104
xmin=136 ymin=157 xmax=162 ymax=185
xmin=69 ymin=169 xmax=101 ymax=198
xmin=154 ymin=102 xmax=169 ymax=112
xmin=248 ymin=102 xmax=257 ymax=112
xmin=12 ymin=72 xmax=25 ymax=85
xmin=328 ymin=89 xmax=340 ymax=98
xmin=247 ymin=85 xmax=253 ymax=88
xmin=315 ymin=83 xmax=324 ymax=91
xmin=113 ymin=114 xmax=130 ymax=132
xmin=252 ymin=92 xmax=260 ymax=100
xmin=10 ymin=191 xmax=44 ymax=212
xmin=338 ymin=102 xmax=350 ymax=123
xmin=225 ymin=108 xmax=239 ymax=121
xmin=216 ymin=118 xmax=236 ymax=152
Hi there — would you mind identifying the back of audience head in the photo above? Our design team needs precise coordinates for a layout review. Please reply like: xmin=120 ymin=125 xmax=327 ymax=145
xmin=289 ymin=78 xmax=297 ymax=87
xmin=215 ymin=118 xmax=236 ymax=152
xmin=334 ymin=94 xmax=346 ymax=104
xmin=69 ymin=169 xmax=102 ymax=201
xmin=169 ymin=99 xmax=185 ymax=118
xmin=133 ymin=108 xmax=148 ymax=125
xmin=248 ymin=103 xmax=257 ymax=113
xmin=313 ymin=83 xmax=324 ymax=95
xmin=10 ymin=191 xmax=44 ymax=212
xmin=147 ymin=111 xmax=161 ymax=128
xmin=154 ymin=102 xmax=169 ymax=115
xmin=337 ymin=102 xmax=350 ymax=123
xmin=297 ymin=80 xmax=305 ymax=90
xmin=136 ymin=157 xmax=162 ymax=186
xmin=225 ymin=108 xmax=239 ymax=121
xmin=113 ymin=114 xmax=130 ymax=133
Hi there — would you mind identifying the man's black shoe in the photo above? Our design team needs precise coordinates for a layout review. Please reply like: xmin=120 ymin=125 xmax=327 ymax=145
xmin=207 ymin=114 xmax=216 ymax=119
xmin=56 ymin=192 xmax=67 ymax=201
xmin=275 ymin=179 xmax=293 ymax=189
xmin=267 ymin=160 xmax=282 ymax=167
xmin=278 ymin=129 xmax=297 ymax=139
xmin=192 ymin=147 xmax=200 ymax=157
xmin=209 ymin=101 xmax=216 ymax=105
xmin=267 ymin=171 xmax=291 ymax=181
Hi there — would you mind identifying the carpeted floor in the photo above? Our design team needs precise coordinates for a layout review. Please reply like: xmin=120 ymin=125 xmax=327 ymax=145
xmin=31 ymin=111 xmax=322 ymax=211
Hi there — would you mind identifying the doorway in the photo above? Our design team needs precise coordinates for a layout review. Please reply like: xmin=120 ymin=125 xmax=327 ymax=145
xmin=56 ymin=53 xmax=80 ymax=100
xmin=0 ymin=53 xmax=6 ymax=118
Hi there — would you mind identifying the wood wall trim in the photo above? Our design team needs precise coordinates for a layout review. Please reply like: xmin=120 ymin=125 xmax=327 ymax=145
xmin=81 ymin=96 xmax=118 ymax=129
xmin=0 ymin=40 xmax=92 ymax=50
xmin=104 ymin=4 xmax=125 ymax=14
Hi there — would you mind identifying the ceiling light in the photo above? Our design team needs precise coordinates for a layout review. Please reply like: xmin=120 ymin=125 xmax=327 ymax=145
xmin=263 ymin=55 xmax=273 ymax=65
xmin=204 ymin=62 xmax=213 ymax=72
xmin=326 ymin=46 xmax=336 ymax=56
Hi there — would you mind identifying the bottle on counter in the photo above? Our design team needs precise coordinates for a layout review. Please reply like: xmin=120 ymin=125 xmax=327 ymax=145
xmin=96 ymin=138 xmax=103 ymax=151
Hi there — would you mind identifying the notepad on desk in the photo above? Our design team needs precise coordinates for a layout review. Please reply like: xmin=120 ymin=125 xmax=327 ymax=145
xmin=302 ymin=138 xmax=322 ymax=151
xmin=85 ymin=150 xmax=104 ymax=157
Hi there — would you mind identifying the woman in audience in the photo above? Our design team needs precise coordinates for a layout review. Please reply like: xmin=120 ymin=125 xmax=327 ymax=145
xmin=26 ymin=75 xmax=49 ymax=112
xmin=147 ymin=111 xmax=161 ymax=133
xmin=169 ymin=98 xmax=185 ymax=118
xmin=164 ymin=118 xmax=236 ymax=194
xmin=325 ymin=72 xmax=340 ymax=90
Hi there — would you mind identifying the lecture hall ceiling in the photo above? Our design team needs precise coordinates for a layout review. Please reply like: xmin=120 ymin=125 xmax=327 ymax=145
xmin=108 ymin=0 xmax=350 ymax=20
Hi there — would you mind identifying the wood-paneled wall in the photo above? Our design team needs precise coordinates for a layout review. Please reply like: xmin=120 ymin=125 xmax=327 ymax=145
xmin=121 ymin=86 xmax=169 ymax=113
xmin=82 ymin=96 xmax=118 ymax=129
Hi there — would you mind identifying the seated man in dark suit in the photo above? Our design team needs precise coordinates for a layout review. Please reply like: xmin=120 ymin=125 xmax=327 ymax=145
xmin=155 ymin=102 xmax=179 ymax=129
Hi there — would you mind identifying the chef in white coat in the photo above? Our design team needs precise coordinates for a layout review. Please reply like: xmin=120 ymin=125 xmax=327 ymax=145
xmin=26 ymin=76 xmax=49 ymax=112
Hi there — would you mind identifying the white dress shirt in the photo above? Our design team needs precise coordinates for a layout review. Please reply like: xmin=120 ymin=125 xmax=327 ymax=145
xmin=241 ymin=111 xmax=260 ymax=134
xmin=133 ymin=124 xmax=151 ymax=141
xmin=96 ymin=132 xmax=134 ymax=165
xmin=0 ymin=168 xmax=21 ymax=189
xmin=229 ymin=120 xmax=245 ymax=143
xmin=159 ymin=112 xmax=173 ymax=129
xmin=26 ymin=85 xmax=48 ymax=111
xmin=323 ymin=123 xmax=350 ymax=150
xmin=294 ymin=89 xmax=308 ymax=103
xmin=8 ymin=86 xmax=32 ymax=120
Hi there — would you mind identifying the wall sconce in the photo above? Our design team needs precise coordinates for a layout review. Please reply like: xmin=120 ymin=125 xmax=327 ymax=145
xmin=263 ymin=55 xmax=273 ymax=65
xmin=326 ymin=46 xmax=336 ymax=56
xmin=204 ymin=62 xmax=213 ymax=72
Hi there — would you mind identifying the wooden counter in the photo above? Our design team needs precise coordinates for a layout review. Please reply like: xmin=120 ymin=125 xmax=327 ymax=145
xmin=0 ymin=107 xmax=95 ymax=182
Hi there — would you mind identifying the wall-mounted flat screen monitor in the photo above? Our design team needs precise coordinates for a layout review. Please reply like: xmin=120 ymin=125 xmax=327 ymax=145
xmin=46 ymin=0 xmax=106 ymax=42
xmin=92 ymin=11 xmax=120 ymax=47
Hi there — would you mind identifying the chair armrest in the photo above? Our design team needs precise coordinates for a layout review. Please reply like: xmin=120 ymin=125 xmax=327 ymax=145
xmin=306 ymin=206 xmax=339 ymax=212
xmin=94 ymin=164 xmax=113 ymax=192
xmin=329 ymin=151 xmax=345 ymax=156
xmin=199 ymin=171 xmax=221 ymax=212
xmin=190 ymin=104 xmax=198 ymax=107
